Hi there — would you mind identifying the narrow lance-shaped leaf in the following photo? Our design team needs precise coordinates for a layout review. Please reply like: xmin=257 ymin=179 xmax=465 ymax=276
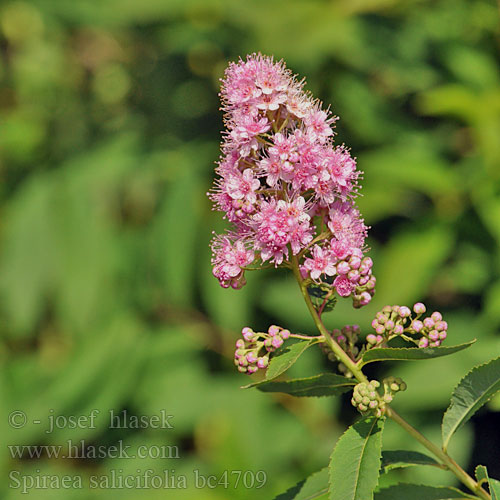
xmin=360 ymin=340 xmax=475 ymax=367
xmin=242 ymin=339 xmax=314 ymax=389
xmin=257 ymin=373 xmax=356 ymax=397
xmin=329 ymin=416 xmax=384 ymax=500
xmin=274 ymin=467 xmax=329 ymax=500
xmin=380 ymin=450 xmax=440 ymax=474
xmin=374 ymin=483 xmax=477 ymax=500
xmin=442 ymin=357 xmax=500 ymax=451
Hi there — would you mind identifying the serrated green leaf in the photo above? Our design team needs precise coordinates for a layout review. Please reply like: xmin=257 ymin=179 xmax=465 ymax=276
xmin=360 ymin=341 xmax=475 ymax=366
xmin=256 ymin=373 xmax=356 ymax=397
xmin=242 ymin=340 xmax=314 ymax=389
xmin=329 ymin=416 xmax=384 ymax=500
xmin=442 ymin=357 xmax=500 ymax=451
xmin=490 ymin=478 xmax=500 ymax=500
xmin=275 ymin=467 xmax=329 ymax=500
xmin=374 ymin=483 xmax=476 ymax=500
xmin=475 ymin=465 xmax=489 ymax=484
xmin=380 ymin=450 xmax=440 ymax=473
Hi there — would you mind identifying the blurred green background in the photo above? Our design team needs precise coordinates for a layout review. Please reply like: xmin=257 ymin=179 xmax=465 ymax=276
xmin=1 ymin=0 xmax=499 ymax=498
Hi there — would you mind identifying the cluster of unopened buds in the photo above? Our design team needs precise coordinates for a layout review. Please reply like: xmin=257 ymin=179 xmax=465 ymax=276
xmin=368 ymin=302 xmax=448 ymax=348
xmin=351 ymin=377 xmax=407 ymax=417
xmin=303 ymin=248 xmax=376 ymax=308
xmin=234 ymin=325 xmax=290 ymax=374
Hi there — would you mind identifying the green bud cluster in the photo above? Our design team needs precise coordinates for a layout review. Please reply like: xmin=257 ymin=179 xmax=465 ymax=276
xmin=351 ymin=377 xmax=407 ymax=417
xmin=383 ymin=376 xmax=407 ymax=396
xmin=351 ymin=380 xmax=384 ymax=417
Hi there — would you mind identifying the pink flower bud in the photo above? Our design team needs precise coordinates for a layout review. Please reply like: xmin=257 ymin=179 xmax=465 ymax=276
xmin=358 ymin=275 xmax=370 ymax=286
xmin=361 ymin=257 xmax=373 ymax=269
xmin=280 ymin=329 xmax=290 ymax=340
xmin=366 ymin=278 xmax=376 ymax=290
xmin=348 ymin=270 xmax=360 ymax=283
xmin=257 ymin=357 xmax=268 ymax=369
xmin=429 ymin=341 xmax=441 ymax=348
xmin=411 ymin=320 xmax=423 ymax=333
xmin=398 ymin=306 xmax=411 ymax=318
xmin=431 ymin=311 xmax=442 ymax=322
xmin=439 ymin=331 xmax=447 ymax=340
xmin=393 ymin=325 xmax=404 ymax=335
xmin=371 ymin=319 xmax=379 ymax=329
xmin=375 ymin=325 xmax=385 ymax=335
xmin=423 ymin=317 xmax=435 ymax=328
xmin=349 ymin=255 xmax=361 ymax=270
xmin=366 ymin=334 xmax=377 ymax=345
xmin=242 ymin=328 xmax=254 ymax=341
xmin=337 ymin=261 xmax=350 ymax=275
xmin=413 ymin=302 xmax=426 ymax=314
xmin=246 ymin=352 xmax=257 ymax=363
xmin=236 ymin=339 xmax=245 ymax=348
xmin=272 ymin=336 xmax=283 ymax=349
xmin=428 ymin=330 xmax=439 ymax=341
xmin=385 ymin=320 xmax=395 ymax=330
xmin=358 ymin=291 xmax=372 ymax=306
xmin=268 ymin=325 xmax=280 ymax=336
xmin=435 ymin=321 xmax=447 ymax=332
xmin=247 ymin=365 xmax=258 ymax=374
xmin=418 ymin=337 xmax=429 ymax=348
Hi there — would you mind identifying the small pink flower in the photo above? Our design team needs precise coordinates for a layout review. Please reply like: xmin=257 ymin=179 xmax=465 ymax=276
xmin=226 ymin=168 xmax=261 ymax=204
xmin=304 ymin=109 xmax=335 ymax=144
xmin=303 ymin=245 xmax=336 ymax=281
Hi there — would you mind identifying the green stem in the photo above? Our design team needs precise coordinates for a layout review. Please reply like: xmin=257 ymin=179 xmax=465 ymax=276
xmin=386 ymin=407 xmax=491 ymax=500
xmin=290 ymin=255 xmax=491 ymax=500
xmin=290 ymin=255 xmax=368 ymax=383
xmin=290 ymin=333 xmax=324 ymax=341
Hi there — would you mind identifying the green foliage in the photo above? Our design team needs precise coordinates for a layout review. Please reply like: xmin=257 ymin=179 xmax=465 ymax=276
xmin=360 ymin=341 xmax=475 ymax=366
xmin=475 ymin=465 xmax=489 ymax=485
xmin=275 ymin=468 xmax=329 ymax=500
xmin=242 ymin=340 xmax=316 ymax=389
xmin=374 ymin=484 xmax=476 ymax=500
xmin=0 ymin=0 xmax=499 ymax=497
xmin=442 ymin=357 xmax=500 ymax=451
xmin=380 ymin=451 xmax=440 ymax=474
xmin=256 ymin=373 xmax=356 ymax=397
xmin=329 ymin=417 xmax=384 ymax=500
xmin=490 ymin=478 xmax=500 ymax=500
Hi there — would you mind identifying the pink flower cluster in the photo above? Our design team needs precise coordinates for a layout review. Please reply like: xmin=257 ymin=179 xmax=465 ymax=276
xmin=368 ymin=303 xmax=448 ymax=348
xmin=209 ymin=53 xmax=374 ymax=305
xmin=234 ymin=325 xmax=291 ymax=374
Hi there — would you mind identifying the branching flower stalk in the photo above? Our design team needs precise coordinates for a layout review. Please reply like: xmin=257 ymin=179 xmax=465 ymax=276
xmin=209 ymin=53 xmax=493 ymax=500
xmin=291 ymin=254 xmax=490 ymax=500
